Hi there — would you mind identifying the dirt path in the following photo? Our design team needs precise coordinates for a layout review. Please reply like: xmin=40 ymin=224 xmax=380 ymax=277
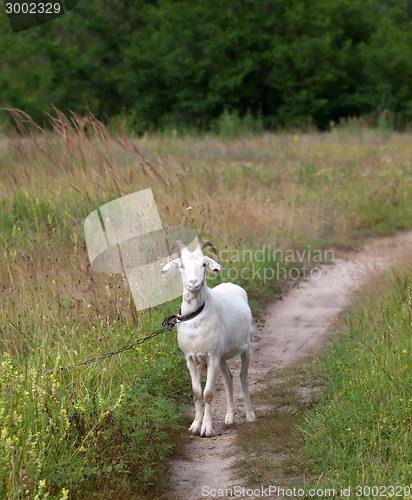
xmin=167 ymin=231 xmax=412 ymax=500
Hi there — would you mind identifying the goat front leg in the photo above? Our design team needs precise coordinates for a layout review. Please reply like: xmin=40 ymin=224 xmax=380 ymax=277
xmin=201 ymin=358 xmax=220 ymax=437
xmin=187 ymin=358 xmax=203 ymax=435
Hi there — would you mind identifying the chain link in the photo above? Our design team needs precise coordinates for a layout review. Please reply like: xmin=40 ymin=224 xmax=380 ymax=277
xmin=46 ymin=314 xmax=179 ymax=374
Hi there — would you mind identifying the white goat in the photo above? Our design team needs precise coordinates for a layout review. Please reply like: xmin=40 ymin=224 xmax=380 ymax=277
xmin=162 ymin=240 xmax=256 ymax=437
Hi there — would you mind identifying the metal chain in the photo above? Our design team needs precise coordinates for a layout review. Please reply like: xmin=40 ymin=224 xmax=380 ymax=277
xmin=46 ymin=313 xmax=179 ymax=374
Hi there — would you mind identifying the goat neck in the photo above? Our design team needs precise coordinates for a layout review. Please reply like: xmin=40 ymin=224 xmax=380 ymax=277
xmin=181 ymin=282 xmax=209 ymax=316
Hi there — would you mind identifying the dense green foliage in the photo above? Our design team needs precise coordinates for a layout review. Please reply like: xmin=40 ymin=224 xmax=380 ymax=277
xmin=1 ymin=0 xmax=412 ymax=131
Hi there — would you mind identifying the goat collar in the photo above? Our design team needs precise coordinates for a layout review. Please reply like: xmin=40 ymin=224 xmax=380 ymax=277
xmin=177 ymin=302 xmax=205 ymax=323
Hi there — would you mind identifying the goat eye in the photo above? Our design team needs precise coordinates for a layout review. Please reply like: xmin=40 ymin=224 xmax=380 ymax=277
xmin=202 ymin=262 xmax=207 ymax=267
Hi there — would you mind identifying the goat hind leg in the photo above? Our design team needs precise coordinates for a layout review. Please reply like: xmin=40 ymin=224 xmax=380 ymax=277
xmin=240 ymin=348 xmax=256 ymax=422
xmin=220 ymin=360 xmax=236 ymax=425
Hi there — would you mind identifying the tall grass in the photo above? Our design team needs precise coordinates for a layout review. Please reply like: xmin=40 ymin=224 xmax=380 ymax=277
xmin=301 ymin=258 xmax=412 ymax=490
xmin=1 ymin=109 xmax=412 ymax=497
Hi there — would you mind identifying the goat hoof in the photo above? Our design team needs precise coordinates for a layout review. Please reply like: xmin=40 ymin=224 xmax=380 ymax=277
xmin=189 ymin=421 xmax=202 ymax=435
xmin=225 ymin=414 xmax=235 ymax=425
xmin=246 ymin=412 xmax=256 ymax=422
xmin=200 ymin=424 xmax=214 ymax=437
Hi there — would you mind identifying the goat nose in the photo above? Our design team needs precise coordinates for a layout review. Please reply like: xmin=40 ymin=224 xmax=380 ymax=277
xmin=189 ymin=279 xmax=197 ymax=286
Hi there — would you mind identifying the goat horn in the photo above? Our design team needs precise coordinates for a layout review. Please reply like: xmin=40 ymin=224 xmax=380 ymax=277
xmin=169 ymin=239 xmax=187 ymax=255
xmin=200 ymin=240 xmax=218 ymax=259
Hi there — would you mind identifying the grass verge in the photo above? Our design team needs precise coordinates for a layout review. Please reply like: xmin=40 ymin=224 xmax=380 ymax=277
xmin=302 ymin=259 xmax=412 ymax=492
xmin=235 ymin=254 xmax=412 ymax=498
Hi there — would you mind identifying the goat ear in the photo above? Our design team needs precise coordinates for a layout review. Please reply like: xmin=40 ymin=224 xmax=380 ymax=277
xmin=205 ymin=256 xmax=220 ymax=272
xmin=162 ymin=259 xmax=179 ymax=273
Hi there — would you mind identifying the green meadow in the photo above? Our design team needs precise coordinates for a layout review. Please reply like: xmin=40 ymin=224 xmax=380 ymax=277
xmin=1 ymin=112 xmax=412 ymax=498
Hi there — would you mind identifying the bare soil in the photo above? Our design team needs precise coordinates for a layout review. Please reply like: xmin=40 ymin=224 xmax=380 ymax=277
xmin=166 ymin=231 xmax=412 ymax=500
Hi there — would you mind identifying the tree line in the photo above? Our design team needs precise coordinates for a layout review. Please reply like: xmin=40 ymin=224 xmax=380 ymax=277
xmin=1 ymin=0 xmax=412 ymax=132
